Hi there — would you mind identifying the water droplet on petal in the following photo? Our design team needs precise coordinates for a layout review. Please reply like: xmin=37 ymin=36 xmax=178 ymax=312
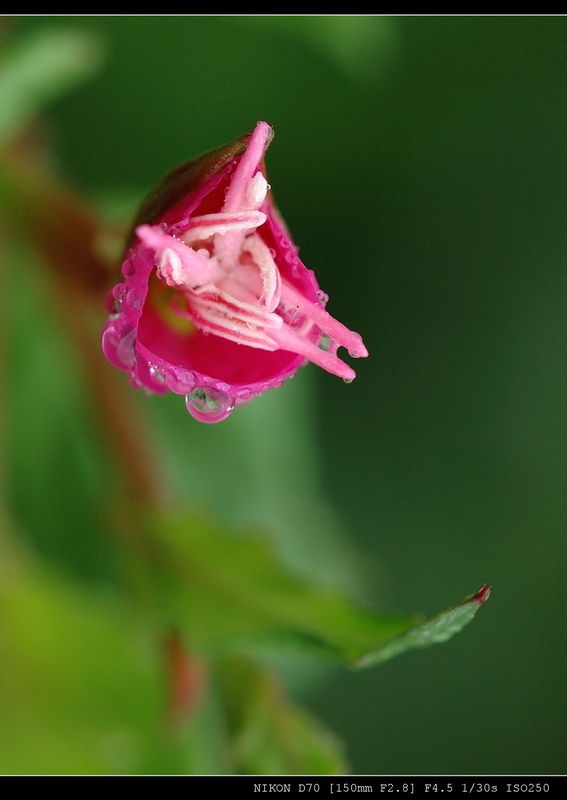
xmin=185 ymin=387 xmax=235 ymax=423
xmin=348 ymin=332 xmax=366 ymax=358
xmin=110 ymin=290 xmax=125 ymax=312
xmin=115 ymin=328 xmax=137 ymax=368
xmin=126 ymin=289 xmax=141 ymax=310
xmin=122 ymin=259 xmax=136 ymax=277
xmin=343 ymin=377 xmax=353 ymax=384
xmin=148 ymin=363 xmax=165 ymax=383
xmin=166 ymin=369 xmax=196 ymax=394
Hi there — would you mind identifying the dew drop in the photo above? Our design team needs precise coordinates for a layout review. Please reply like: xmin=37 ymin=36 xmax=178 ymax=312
xmin=126 ymin=289 xmax=141 ymax=310
xmin=343 ymin=377 xmax=353 ymax=384
xmin=115 ymin=328 xmax=137 ymax=368
xmin=185 ymin=387 xmax=235 ymax=423
xmin=166 ymin=369 xmax=196 ymax=394
xmin=348 ymin=333 xmax=365 ymax=358
xmin=122 ymin=259 xmax=136 ymax=277
xmin=110 ymin=288 xmax=125 ymax=312
xmin=148 ymin=363 xmax=165 ymax=383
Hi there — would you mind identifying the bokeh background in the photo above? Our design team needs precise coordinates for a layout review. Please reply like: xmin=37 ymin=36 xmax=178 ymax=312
xmin=3 ymin=15 xmax=566 ymax=774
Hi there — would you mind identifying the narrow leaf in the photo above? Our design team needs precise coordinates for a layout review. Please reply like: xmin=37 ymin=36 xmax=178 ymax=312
xmin=354 ymin=585 xmax=491 ymax=668
xmin=126 ymin=512 xmax=489 ymax=668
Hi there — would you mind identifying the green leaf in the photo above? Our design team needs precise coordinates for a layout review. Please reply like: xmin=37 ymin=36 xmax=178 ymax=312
xmin=126 ymin=512 xmax=489 ymax=667
xmin=0 ymin=550 xmax=230 ymax=774
xmin=0 ymin=27 xmax=104 ymax=147
xmin=354 ymin=586 xmax=491 ymax=668
xmin=0 ymin=565 xmax=158 ymax=773
xmin=217 ymin=656 xmax=347 ymax=775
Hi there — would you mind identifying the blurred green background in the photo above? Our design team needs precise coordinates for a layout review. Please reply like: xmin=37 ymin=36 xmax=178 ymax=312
xmin=4 ymin=15 xmax=566 ymax=774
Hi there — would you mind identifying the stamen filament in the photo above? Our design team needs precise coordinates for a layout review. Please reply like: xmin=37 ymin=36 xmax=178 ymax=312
xmin=216 ymin=122 xmax=272 ymax=271
xmin=268 ymin=325 xmax=357 ymax=381
xmin=182 ymin=210 xmax=266 ymax=244
xmin=188 ymin=286 xmax=282 ymax=350
xmin=241 ymin=234 xmax=281 ymax=312
xmin=137 ymin=225 xmax=219 ymax=288
xmin=222 ymin=122 xmax=272 ymax=213
xmin=281 ymin=282 xmax=369 ymax=358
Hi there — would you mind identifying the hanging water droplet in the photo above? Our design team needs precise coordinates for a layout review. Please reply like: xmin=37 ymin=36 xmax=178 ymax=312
xmin=126 ymin=289 xmax=141 ymax=310
xmin=166 ymin=369 xmax=196 ymax=394
xmin=343 ymin=377 xmax=353 ymax=384
xmin=148 ymin=363 xmax=165 ymax=383
xmin=111 ymin=285 xmax=125 ymax=312
xmin=122 ymin=259 xmax=136 ymax=277
xmin=348 ymin=333 xmax=365 ymax=358
xmin=235 ymin=388 xmax=253 ymax=407
xmin=185 ymin=387 xmax=235 ymax=423
xmin=115 ymin=328 xmax=137 ymax=368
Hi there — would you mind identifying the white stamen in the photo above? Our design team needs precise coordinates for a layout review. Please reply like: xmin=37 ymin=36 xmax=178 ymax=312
xmin=245 ymin=172 xmax=268 ymax=210
xmin=242 ymin=233 xmax=281 ymax=312
xmin=280 ymin=282 xmax=369 ymax=358
xmin=187 ymin=285 xmax=283 ymax=350
xmin=137 ymin=224 xmax=219 ymax=289
xmin=183 ymin=210 xmax=266 ymax=245
xmin=268 ymin=324 xmax=357 ymax=382
xmin=157 ymin=248 xmax=183 ymax=286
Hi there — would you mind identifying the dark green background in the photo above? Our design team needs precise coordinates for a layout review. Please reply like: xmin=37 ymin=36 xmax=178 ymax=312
xmin=10 ymin=16 xmax=567 ymax=774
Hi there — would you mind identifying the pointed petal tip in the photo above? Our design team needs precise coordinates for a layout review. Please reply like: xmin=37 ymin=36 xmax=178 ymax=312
xmin=338 ymin=363 xmax=357 ymax=383
xmin=255 ymin=120 xmax=273 ymax=142
xmin=348 ymin=338 xmax=369 ymax=359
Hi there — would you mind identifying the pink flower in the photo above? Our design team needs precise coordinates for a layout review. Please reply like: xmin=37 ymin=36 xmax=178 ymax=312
xmin=102 ymin=122 xmax=368 ymax=422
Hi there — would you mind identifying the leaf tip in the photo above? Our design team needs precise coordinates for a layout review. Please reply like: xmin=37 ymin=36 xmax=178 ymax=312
xmin=470 ymin=584 xmax=491 ymax=605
